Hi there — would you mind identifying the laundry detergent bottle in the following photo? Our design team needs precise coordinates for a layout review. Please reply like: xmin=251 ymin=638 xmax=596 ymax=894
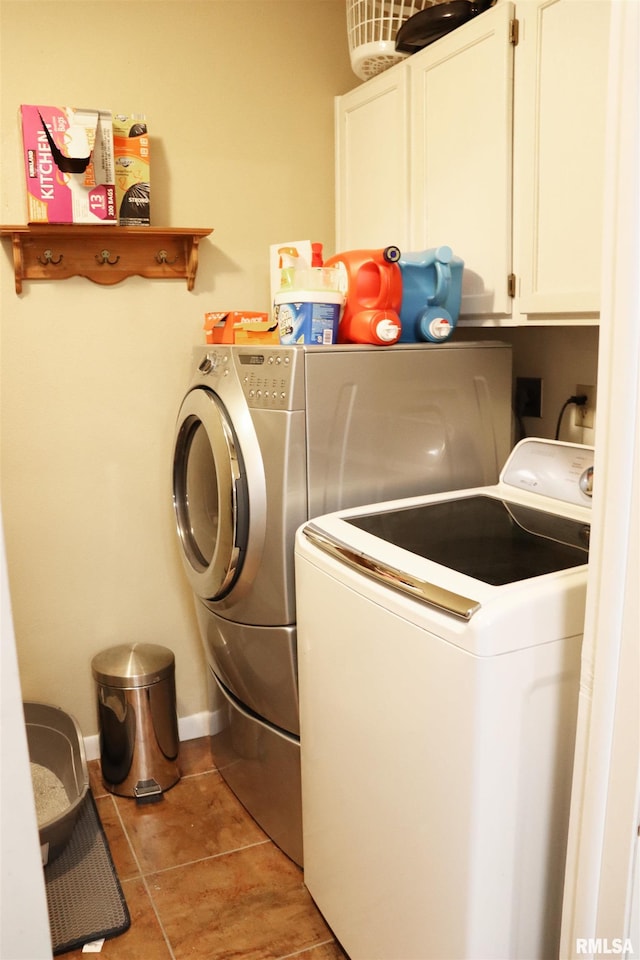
xmin=398 ymin=246 xmax=464 ymax=343
xmin=324 ymin=246 xmax=403 ymax=345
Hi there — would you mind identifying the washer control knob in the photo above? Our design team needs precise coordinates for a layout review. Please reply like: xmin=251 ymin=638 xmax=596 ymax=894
xmin=198 ymin=354 xmax=214 ymax=374
xmin=579 ymin=465 xmax=594 ymax=498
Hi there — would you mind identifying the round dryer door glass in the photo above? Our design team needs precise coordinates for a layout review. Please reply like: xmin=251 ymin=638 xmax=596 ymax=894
xmin=173 ymin=388 xmax=247 ymax=600
xmin=183 ymin=421 xmax=218 ymax=567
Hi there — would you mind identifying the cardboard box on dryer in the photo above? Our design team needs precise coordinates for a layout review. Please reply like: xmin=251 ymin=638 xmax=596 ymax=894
xmin=20 ymin=104 xmax=116 ymax=224
xmin=204 ymin=311 xmax=278 ymax=345
xmin=113 ymin=113 xmax=150 ymax=226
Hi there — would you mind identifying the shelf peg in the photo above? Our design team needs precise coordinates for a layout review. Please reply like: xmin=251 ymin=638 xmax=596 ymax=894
xmin=96 ymin=249 xmax=120 ymax=266
xmin=37 ymin=248 xmax=63 ymax=266
xmin=155 ymin=249 xmax=178 ymax=265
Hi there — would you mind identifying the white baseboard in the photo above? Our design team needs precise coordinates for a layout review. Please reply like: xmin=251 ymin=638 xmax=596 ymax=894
xmin=83 ymin=708 xmax=225 ymax=762
xmin=84 ymin=735 xmax=101 ymax=761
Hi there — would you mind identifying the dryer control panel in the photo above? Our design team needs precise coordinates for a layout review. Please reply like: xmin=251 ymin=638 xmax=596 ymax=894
xmin=235 ymin=350 xmax=297 ymax=409
xmin=195 ymin=346 xmax=304 ymax=410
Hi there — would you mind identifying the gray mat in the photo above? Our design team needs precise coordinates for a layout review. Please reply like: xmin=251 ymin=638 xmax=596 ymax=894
xmin=44 ymin=792 xmax=130 ymax=955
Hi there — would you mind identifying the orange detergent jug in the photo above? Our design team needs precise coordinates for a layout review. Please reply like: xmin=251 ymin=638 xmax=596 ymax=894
xmin=324 ymin=246 xmax=402 ymax=345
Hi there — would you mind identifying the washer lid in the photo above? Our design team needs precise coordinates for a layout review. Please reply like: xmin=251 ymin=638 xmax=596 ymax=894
xmin=91 ymin=643 xmax=174 ymax=688
xmin=345 ymin=494 xmax=590 ymax=587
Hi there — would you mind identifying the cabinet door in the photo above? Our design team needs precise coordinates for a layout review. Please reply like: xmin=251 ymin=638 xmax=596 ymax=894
xmin=513 ymin=0 xmax=610 ymax=320
xmin=335 ymin=65 xmax=411 ymax=252
xmin=410 ymin=3 xmax=515 ymax=320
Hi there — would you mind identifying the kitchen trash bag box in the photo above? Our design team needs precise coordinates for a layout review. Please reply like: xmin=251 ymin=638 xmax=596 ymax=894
xmin=20 ymin=104 xmax=116 ymax=224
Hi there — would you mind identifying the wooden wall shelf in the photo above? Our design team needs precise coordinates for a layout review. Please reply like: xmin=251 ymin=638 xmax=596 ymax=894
xmin=0 ymin=225 xmax=213 ymax=293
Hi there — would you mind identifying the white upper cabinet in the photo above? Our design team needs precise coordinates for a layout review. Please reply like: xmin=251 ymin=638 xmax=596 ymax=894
xmin=335 ymin=0 xmax=610 ymax=326
xmin=335 ymin=66 xmax=410 ymax=252
xmin=513 ymin=0 xmax=610 ymax=322
xmin=409 ymin=2 xmax=515 ymax=319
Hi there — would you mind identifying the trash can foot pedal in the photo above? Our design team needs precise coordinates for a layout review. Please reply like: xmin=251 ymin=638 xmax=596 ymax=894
xmin=134 ymin=779 xmax=164 ymax=803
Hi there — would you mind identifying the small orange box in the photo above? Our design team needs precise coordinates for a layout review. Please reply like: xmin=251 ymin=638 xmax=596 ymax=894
xmin=204 ymin=311 xmax=277 ymax=345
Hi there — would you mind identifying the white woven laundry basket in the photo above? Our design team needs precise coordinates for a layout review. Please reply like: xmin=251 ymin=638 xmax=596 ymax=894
xmin=346 ymin=0 xmax=437 ymax=81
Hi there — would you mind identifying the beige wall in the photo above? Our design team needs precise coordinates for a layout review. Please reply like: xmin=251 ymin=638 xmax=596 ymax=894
xmin=0 ymin=1 xmax=600 ymax=743
xmin=456 ymin=326 xmax=599 ymax=447
xmin=0 ymin=1 xmax=355 ymax=736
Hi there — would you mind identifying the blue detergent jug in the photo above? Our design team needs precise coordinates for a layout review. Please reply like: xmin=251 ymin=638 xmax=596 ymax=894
xmin=398 ymin=246 xmax=464 ymax=343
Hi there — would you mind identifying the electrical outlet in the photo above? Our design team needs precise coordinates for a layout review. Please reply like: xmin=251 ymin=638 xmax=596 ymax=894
xmin=575 ymin=383 xmax=596 ymax=428
xmin=515 ymin=377 xmax=543 ymax=418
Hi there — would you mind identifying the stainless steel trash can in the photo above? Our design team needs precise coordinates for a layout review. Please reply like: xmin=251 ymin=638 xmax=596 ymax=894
xmin=92 ymin=643 xmax=180 ymax=801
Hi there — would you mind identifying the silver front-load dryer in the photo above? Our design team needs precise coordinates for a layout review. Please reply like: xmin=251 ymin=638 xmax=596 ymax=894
xmin=173 ymin=347 xmax=304 ymax=736
xmin=172 ymin=341 xmax=513 ymax=865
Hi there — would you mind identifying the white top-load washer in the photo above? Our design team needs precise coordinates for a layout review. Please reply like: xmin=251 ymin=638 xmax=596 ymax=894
xmin=295 ymin=439 xmax=593 ymax=960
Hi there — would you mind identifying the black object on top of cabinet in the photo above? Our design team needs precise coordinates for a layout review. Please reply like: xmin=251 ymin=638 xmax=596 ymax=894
xmin=395 ymin=0 xmax=496 ymax=53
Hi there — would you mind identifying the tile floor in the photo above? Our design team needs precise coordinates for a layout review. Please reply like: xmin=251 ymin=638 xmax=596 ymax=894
xmin=62 ymin=737 xmax=348 ymax=960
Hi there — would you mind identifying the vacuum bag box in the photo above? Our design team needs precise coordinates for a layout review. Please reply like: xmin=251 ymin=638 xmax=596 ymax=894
xmin=20 ymin=105 xmax=116 ymax=224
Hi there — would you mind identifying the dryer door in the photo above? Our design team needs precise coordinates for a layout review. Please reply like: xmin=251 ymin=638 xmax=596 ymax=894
xmin=173 ymin=387 xmax=248 ymax=600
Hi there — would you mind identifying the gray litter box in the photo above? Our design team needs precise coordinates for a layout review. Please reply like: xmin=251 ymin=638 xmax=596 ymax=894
xmin=24 ymin=701 xmax=89 ymax=866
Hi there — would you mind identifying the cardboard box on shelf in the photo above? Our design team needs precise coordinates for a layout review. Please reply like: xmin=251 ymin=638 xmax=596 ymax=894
xmin=113 ymin=113 xmax=150 ymax=226
xmin=20 ymin=105 xmax=116 ymax=224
